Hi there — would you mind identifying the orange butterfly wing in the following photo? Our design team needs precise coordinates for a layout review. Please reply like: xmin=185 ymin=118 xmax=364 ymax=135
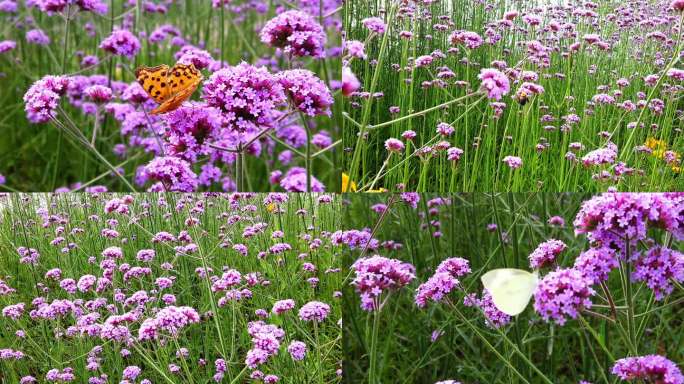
xmin=134 ymin=63 xmax=203 ymax=115
xmin=135 ymin=64 xmax=171 ymax=104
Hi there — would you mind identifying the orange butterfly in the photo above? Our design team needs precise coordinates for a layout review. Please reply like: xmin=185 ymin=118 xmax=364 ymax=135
xmin=134 ymin=63 xmax=203 ymax=115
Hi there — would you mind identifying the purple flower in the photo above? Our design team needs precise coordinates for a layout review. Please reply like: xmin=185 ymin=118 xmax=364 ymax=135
xmin=415 ymin=55 xmax=433 ymax=67
xmin=528 ymin=239 xmax=567 ymax=269
xmin=272 ymin=299 xmax=296 ymax=315
xmin=671 ymin=0 xmax=684 ymax=12
xmin=362 ymin=17 xmax=386 ymax=34
xmin=287 ymin=340 xmax=307 ymax=361
xmin=573 ymin=246 xmax=619 ymax=284
xmin=122 ymin=366 xmax=141 ymax=380
xmin=279 ymin=167 xmax=325 ymax=192
xmin=547 ymin=216 xmax=565 ymax=226
xmin=342 ymin=66 xmax=360 ymax=97
xmin=581 ymin=142 xmax=618 ymax=167
xmin=298 ymin=301 xmax=330 ymax=322
xmin=260 ymin=10 xmax=326 ymax=58
xmin=401 ymin=192 xmax=420 ymax=209
xmin=162 ymin=105 xmax=222 ymax=162
xmin=138 ymin=306 xmax=200 ymax=340
xmin=415 ymin=272 xmax=459 ymax=308
xmin=23 ymin=75 xmax=70 ymax=123
xmin=2 ymin=303 xmax=25 ymax=320
xmin=612 ymin=355 xmax=683 ymax=383
xmin=450 ymin=30 xmax=483 ymax=49
xmin=631 ymin=246 xmax=684 ymax=300
xmin=277 ymin=69 xmax=333 ymax=117
xmin=144 ymin=156 xmax=198 ymax=192
xmin=0 ymin=1 xmax=18 ymax=13
xmin=447 ymin=147 xmax=464 ymax=162
xmin=478 ymin=68 xmax=510 ymax=100
xmin=574 ymin=193 xmax=682 ymax=251
xmin=0 ymin=40 xmax=16 ymax=53
xmin=351 ymin=256 xmax=416 ymax=311
xmin=84 ymin=85 xmax=113 ymax=103
xmin=26 ymin=29 xmax=50 ymax=45
xmin=202 ymin=62 xmax=285 ymax=134
xmin=436 ymin=257 xmax=471 ymax=277
xmin=436 ymin=122 xmax=455 ymax=137
xmin=385 ymin=138 xmax=405 ymax=153
xmin=502 ymin=155 xmax=522 ymax=169
xmin=176 ymin=45 xmax=214 ymax=70
xmin=75 ymin=0 xmax=108 ymax=14
xmin=345 ymin=40 xmax=366 ymax=59
xmin=533 ymin=267 xmax=595 ymax=325
xmin=76 ymin=274 xmax=97 ymax=292
xmin=99 ymin=29 xmax=140 ymax=58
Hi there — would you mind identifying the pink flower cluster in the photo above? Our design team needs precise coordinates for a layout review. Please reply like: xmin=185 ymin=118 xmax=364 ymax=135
xmin=298 ymin=300 xmax=331 ymax=322
xmin=528 ymin=239 xmax=567 ymax=269
xmin=533 ymin=267 xmax=595 ymax=325
xmin=351 ymin=256 xmax=416 ymax=311
xmin=478 ymin=68 xmax=510 ymax=100
xmin=611 ymin=355 xmax=683 ymax=384
xmin=260 ymin=10 xmax=326 ymax=58
xmin=574 ymin=193 xmax=683 ymax=251
xmin=631 ymin=246 xmax=684 ymax=300
xmin=415 ymin=258 xmax=471 ymax=308
xmin=23 ymin=75 xmax=69 ymax=123
xmin=138 ymin=305 xmax=200 ymax=340
xmin=245 ymin=321 xmax=285 ymax=368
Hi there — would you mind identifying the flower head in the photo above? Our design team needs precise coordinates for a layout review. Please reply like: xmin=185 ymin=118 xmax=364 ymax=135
xmin=23 ymin=75 xmax=70 ymax=123
xmin=277 ymin=69 xmax=333 ymax=117
xmin=342 ymin=66 xmax=360 ymax=97
xmin=631 ymin=246 xmax=684 ymax=300
xmin=362 ymin=17 xmax=386 ymax=34
xmin=528 ymin=239 xmax=566 ymax=269
xmin=612 ymin=354 xmax=683 ymax=383
xmin=351 ymin=256 xmax=416 ymax=311
xmin=144 ymin=156 xmax=198 ymax=192
xmin=479 ymin=68 xmax=510 ymax=100
xmin=533 ymin=267 xmax=595 ymax=325
xmin=298 ymin=301 xmax=330 ymax=322
xmin=202 ymin=63 xmax=285 ymax=134
xmin=260 ymin=10 xmax=326 ymax=58
xmin=99 ymin=29 xmax=140 ymax=58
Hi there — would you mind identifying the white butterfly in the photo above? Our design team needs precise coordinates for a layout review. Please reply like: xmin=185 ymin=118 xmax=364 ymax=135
xmin=480 ymin=269 xmax=539 ymax=316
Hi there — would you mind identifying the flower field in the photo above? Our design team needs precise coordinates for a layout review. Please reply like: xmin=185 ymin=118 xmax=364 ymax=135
xmin=1 ymin=0 xmax=341 ymax=192
xmin=0 ymin=193 xmax=342 ymax=383
xmin=342 ymin=0 xmax=684 ymax=192
xmin=342 ymin=192 xmax=684 ymax=383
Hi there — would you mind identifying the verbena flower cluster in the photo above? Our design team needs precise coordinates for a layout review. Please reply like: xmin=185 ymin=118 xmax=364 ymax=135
xmin=611 ymin=355 xmax=683 ymax=384
xmin=415 ymin=257 xmax=471 ymax=308
xmin=533 ymin=267 xmax=595 ymax=325
xmin=260 ymin=10 xmax=326 ymax=58
xmin=351 ymin=256 xmax=416 ymax=311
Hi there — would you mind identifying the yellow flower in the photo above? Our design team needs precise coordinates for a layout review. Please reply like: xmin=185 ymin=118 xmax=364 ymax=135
xmin=342 ymin=173 xmax=357 ymax=192
xmin=266 ymin=203 xmax=276 ymax=213
xmin=644 ymin=137 xmax=667 ymax=159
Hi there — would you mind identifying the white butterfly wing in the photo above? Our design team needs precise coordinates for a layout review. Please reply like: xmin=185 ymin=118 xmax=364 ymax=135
xmin=480 ymin=268 xmax=538 ymax=316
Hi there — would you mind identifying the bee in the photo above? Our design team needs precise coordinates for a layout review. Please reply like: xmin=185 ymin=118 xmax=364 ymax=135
xmin=515 ymin=90 xmax=529 ymax=106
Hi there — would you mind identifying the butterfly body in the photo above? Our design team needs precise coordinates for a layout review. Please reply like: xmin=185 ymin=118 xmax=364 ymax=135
xmin=481 ymin=268 xmax=539 ymax=316
xmin=135 ymin=63 xmax=203 ymax=115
